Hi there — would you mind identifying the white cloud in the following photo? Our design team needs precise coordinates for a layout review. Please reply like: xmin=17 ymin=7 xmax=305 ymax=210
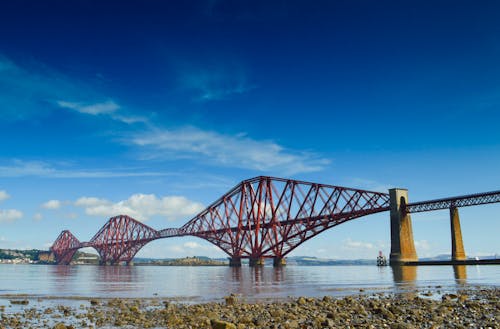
xmin=33 ymin=213 xmax=43 ymax=221
xmin=56 ymin=99 xmax=148 ymax=124
xmin=414 ymin=239 xmax=431 ymax=251
xmin=0 ymin=209 xmax=23 ymax=222
xmin=0 ymin=54 xmax=102 ymax=121
xmin=170 ymin=241 xmax=222 ymax=255
xmin=168 ymin=245 xmax=185 ymax=254
xmin=57 ymin=100 xmax=119 ymax=115
xmin=0 ymin=190 xmax=9 ymax=202
xmin=129 ymin=127 xmax=330 ymax=174
xmin=184 ymin=241 xmax=204 ymax=249
xmin=74 ymin=193 xmax=205 ymax=221
xmin=74 ymin=197 xmax=108 ymax=207
xmin=136 ymin=240 xmax=226 ymax=258
xmin=0 ymin=160 xmax=55 ymax=177
xmin=342 ymin=238 xmax=375 ymax=250
xmin=0 ymin=54 xmax=145 ymax=125
xmin=414 ymin=240 xmax=434 ymax=257
xmin=42 ymin=199 xmax=62 ymax=210
xmin=1 ymin=55 xmax=329 ymax=175
xmin=0 ymin=159 xmax=174 ymax=178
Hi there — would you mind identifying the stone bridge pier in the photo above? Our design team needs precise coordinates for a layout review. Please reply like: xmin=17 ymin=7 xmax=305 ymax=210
xmin=389 ymin=188 xmax=418 ymax=265
xmin=450 ymin=206 xmax=466 ymax=261
xmin=389 ymin=188 xmax=467 ymax=265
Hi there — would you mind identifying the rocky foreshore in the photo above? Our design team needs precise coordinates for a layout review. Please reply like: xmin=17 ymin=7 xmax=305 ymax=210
xmin=0 ymin=287 xmax=498 ymax=328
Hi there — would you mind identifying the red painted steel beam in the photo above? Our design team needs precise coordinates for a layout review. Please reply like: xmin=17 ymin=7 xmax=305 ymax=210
xmin=49 ymin=176 xmax=498 ymax=265
xmin=89 ymin=215 xmax=159 ymax=264
xmin=180 ymin=176 xmax=390 ymax=259
xmin=50 ymin=230 xmax=81 ymax=265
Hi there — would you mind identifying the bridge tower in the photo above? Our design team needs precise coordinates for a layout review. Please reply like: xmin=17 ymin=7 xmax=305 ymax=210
xmin=389 ymin=188 xmax=418 ymax=265
xmin=450 ymin=206 xmax=466 ymax=261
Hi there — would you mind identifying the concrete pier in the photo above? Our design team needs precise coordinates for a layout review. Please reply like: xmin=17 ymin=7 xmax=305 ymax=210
xmin=389 ymin=188 xmax=418 ymax=265
xmin=273 ymin=257 xmax=286 ymax=267
xmin=229 ymin=257 xmax=242 ymax=267
xmin=249 ymin=257 xmax=265 ymax=267
xmin=450 ymin=206 xmax=466 ymax=261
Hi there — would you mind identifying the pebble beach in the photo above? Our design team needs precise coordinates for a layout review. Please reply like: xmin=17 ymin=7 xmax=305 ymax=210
xmin=1 ymin=287 xmax=498 ymax=329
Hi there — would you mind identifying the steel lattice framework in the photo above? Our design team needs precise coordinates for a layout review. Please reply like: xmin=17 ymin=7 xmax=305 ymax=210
xmin=50 ymin=230 xmax=81 ymax=265
xmin=178 ymin=177 xmax=390 ymax=259
xmin=406 ymin=190 xmax=500 ymax=213
xmin=89 ymin=215 xmax=160 ymax=265
xmin=49 ymin=176 xmax=500 ymax=265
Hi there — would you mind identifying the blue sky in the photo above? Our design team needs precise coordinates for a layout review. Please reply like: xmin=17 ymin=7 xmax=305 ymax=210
xmin=0 ymin=0 xmax=499 ymax=259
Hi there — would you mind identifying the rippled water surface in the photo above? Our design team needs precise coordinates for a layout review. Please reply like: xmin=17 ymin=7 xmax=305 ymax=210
xmin=0 ymin=264 xmax=498 ymax=302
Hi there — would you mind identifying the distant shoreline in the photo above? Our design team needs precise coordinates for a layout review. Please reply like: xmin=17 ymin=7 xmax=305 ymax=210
xmin=1 ymin=248 xmax=499 ymax=266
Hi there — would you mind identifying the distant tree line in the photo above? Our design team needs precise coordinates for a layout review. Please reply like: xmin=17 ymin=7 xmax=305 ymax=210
xmin=0 ymin=249 xmax=41 ymax=261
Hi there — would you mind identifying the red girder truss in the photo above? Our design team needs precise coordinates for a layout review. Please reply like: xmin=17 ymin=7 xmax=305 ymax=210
xmin=89 ymin=215 xmax=159 ymax=264
xmin=49 ymin=176 xmax=499 ymax=265
xmin=179 ymin=176 xmax=390 ymax=259
xmin=50 ymin=230 xmax=81 ymax=265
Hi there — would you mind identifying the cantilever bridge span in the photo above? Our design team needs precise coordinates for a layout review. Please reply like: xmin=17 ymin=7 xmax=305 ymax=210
xmin=50 ymin=176 xmax=500 ymax=266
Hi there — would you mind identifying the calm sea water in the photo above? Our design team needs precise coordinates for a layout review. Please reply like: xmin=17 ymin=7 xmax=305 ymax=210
xmin=0 ymin=264 xmax=498 ymax=302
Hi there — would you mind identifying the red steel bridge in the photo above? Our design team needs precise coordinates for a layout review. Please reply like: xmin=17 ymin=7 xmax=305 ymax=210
xmin=50 ymin=176 xmax=500 ymax=266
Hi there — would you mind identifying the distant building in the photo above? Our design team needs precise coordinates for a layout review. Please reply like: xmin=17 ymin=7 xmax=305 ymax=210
xmin=38 ymin=251 xmax=55 ymax=262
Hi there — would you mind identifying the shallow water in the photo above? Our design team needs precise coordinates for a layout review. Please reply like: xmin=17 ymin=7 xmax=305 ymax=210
xmin=0 ymin=264 xmax=498 ymax=302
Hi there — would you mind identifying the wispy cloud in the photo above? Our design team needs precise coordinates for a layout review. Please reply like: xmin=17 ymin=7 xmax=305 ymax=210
xmin=0 ymin=54 xmax=145 ymax=124
xmin=0 ymin=190 xmax=10 ymax=203
xmin=0 ymin=209 xmax=23 ymax=223
xmin=179 ymin=64 xmax=254 ymax=101
xmin=342 ymin=238 xmax=375 ymax=250
xmin=56 ymin=99 xmax=148 ymax=124
xmin=42 ymin=200 xmax=62 ymax=210
xmin=414 ymin=239 xmax=431 ymax=251
xmin=1 ymin=54 xmax=330 ymax=175
xmin=129 ymin=126 xmax=329 ymax=174
xmin=0 ymin=160 xmax=175 ymax=179
xmin=57 ymin=100 xmax=119 ymax=115
xmin=414 ymin=239 xmax=433 ymax=257
xmin=33 ymin=213 xmax=43 ymax=221
xmin=74 ymin=193 xmax=205 ymax=221
xmin=0 ymin=54 xmax=94 ymax=121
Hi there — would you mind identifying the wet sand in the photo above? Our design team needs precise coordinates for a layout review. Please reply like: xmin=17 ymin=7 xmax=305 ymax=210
xmin=0 ymin=287 xmax=498 ymax=328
